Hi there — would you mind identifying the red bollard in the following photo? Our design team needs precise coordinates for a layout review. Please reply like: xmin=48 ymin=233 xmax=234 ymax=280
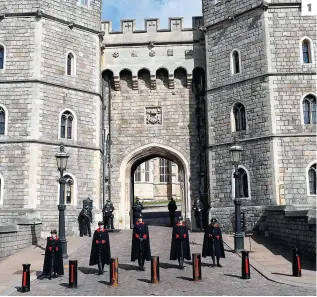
xmin=241 ymin=251 xmax=250 ymax=279
xmin=151 ymin=256 xmax=160 ymax=284
xmin=110 ymin=258 xmax=118 ymax=287
xmin=21 ymin=264 xmax=31 ymax=292
xmin=292 ymin=248 xmax=301 ymax=277
xmin=192 ymin=253 xmax=202 ymax=281
xmin=69 ymin=260 xmax=78 ymax=288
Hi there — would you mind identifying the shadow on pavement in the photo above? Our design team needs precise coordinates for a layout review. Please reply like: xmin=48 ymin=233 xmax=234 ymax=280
xmin=184 ymin=260 xmax=210 ymax=267
xmin=224 ymin=273 xmax=242 ymax=279
xmin=159 ymin=262 xmax=180 ymax=269
xmin=98 ymin=280 xmax=111 ymax=286
xmin=118 ymin=263 xmax=140 ymax=271
xmin=78 ymin=267 xmax=99 ymax=275
xmin=59 ymin=283 xmax=69 ymax=288
xmin=252 ymin=236 xmax=316 ymax=271
xmin=176 ymin=276 xmax=193 ymax=282
xmin=272 ymin=272 xmax=293 ymax=277
xmin=36 ymin=271 xmax=43 ymax=279
xmin=137 ymin=278 xmax=152 ymax=284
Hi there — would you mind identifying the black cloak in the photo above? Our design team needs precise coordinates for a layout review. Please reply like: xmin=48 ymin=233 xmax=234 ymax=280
xmin=43 ymin=237 xmax=64 ymax=276
xmin=202 ymin=224 xmax=225 ymax=258
xmin=131 ymin=222 xmax=151 ymax=261
xmin=170 ymin=223 xmax=191 ymax=260
xmin=89 ymin=228 xmax=111 ymax=265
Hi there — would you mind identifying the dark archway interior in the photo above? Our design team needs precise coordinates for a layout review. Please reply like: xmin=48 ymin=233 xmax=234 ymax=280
xmin=130 ymin=154 xmax=184 ymax=228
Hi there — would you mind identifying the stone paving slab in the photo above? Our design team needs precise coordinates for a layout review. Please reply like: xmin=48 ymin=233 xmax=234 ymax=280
xmin=222 ymin=234 xmax=316 ymax=288
xmin=0 ymin=236 xmax=90 ymax=296
xmin=10 ymin=226 xmax=317 ymax=296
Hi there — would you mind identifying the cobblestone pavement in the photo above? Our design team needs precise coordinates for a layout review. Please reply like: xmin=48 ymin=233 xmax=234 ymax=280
xmin=12 ymin=226 xmax=316 ymax=296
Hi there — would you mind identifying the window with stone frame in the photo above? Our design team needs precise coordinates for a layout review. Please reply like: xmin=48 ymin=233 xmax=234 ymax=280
xmin=0 ymin=107 xmax=5 ymax=135
xmin=0 ymin=45 xmax=4 ymax=69
xmin=308 ymin=163 xmax=317 ymax=195
xmin=233 ymin=103 xmax=246 ymax=131
xmin=303 ymin=94 xmax=316 ymax=124
xmin=64 ymin=175 xmax=74 ymax=204
xmin=302 ymin=39 xmax=312 ymax=64
xmin=60 ymin=111 xmax=74 ymax=139
xmin=66 ymin=53 xmax=74 ymax=76
xmin=144 ymin=161 xmax=150 ymax=182
xmin=231 ymin=50 xmax=241 ymax=74
xmin=159 ymin=158 xmax=171 ymax=183
xmin=134 ymin=166 xmax=141 ymax=182
xmin=236 ymin=168 xmax=249 ymax=198
xmin=79 ymin=0 xmax=89 ymax=6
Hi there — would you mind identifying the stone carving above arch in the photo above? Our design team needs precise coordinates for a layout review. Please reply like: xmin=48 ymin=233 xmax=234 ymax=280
xmin=145 ymin=107 xmax=162 ymax=125
xmin=149 ymin=50 xmax=155 ymax=57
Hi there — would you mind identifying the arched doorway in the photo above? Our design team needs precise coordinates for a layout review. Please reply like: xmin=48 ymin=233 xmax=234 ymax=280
xmin=118 ymin=144 xmax=191 ymax=229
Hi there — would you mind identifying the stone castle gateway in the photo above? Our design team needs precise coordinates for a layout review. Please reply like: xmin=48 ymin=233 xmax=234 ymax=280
xmin=0 ymin=0 xmax=315 ymax=236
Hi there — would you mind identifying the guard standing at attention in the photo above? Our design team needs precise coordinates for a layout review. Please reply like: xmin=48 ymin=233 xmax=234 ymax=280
xmin=202 ymin=218 xmax=225 ymax=267
xmin=131 ymin=214 xmax=151 ymax=271
xmin=43 ymin=230 xmax=64 ymax=279
xmin=170 ymin=216 xmax=191 ymax=269
xmin=89 ymin=221 xmax=111 ymax=275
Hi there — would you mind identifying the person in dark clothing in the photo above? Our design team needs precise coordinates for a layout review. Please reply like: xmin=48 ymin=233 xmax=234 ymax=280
xmin=132 ymin=198 xmax=144 ymax=226
xmin=42 ymin=230 xmax=64 ymax=279
xmin=168 ymin=198 xmax=177 ymax=226
xmin=102 ymin=199 xmax=115 ymax=230
xmin=192 ymin=197 xmax=204 ymax=230
xmin=131 ymin=214 xmax=151 ymax=271
xmin=78 ymin=204 xmax=92 ymax=237
xmin=202 ymin=218 xmax=225 ymax=267
xmin=89 ymin=221 xmax=111 ymax=275
xmin=170 ymin=216 xmax=191 ymax=269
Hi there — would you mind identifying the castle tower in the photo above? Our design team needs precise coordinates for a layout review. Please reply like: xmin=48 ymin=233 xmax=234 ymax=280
xmin=0 ymin=0 xmax=103 ymax=235
xmin=100 ymin=17 xmax=207 ymax=229
xmin=203 ymin=0 xmax=316 ymax=231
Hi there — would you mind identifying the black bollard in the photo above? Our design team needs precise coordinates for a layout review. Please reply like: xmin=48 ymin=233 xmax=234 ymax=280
xmin=21 ymin=264 xmax=31 ymax=293
xmin=110 ymin=258 xmax=119 ymax=287
xmin=292 ymin=248 xmax=301 ymax=277
xmin=69 ymin=260 xmax=78 ymax=288
xmin=241 ymin=251 xmax=250 ymax=279
xmin=192 ymin=253 xmax=202 ymax=281
xmin=151 ymin=256 xmax=160 ymax=284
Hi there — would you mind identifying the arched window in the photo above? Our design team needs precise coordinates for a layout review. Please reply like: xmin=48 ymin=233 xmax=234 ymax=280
xmin=308 ymin=163 xmax=317 ymax=195
xmin=302 ymin=39 xmax=312 ymax=63
xmin=66 ymin=53 xmax=75 ymax=76
xmin=0 ymin=45 xmax=4 ymax=70
xmin=233 ymin=103 xmax=246 ymax=131
xmin=60 ymin=111 xmax=73 ymax=139
xmin=64 ymin=175 xmax=74 ymax=204
xmin=302 ymin=94 xmax=316 ymax=124
xmin=0 ymin=107 xmax=5 ymax=135
xmin=231 ymin=50 xmax=241 ymax=74
xmin=232 ymin=166 xmax=250 ymax=199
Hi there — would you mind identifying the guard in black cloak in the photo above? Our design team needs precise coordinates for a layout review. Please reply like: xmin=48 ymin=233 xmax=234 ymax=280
xmin=42 ymin=230 xmax=64 ymax=279
xmin=202 ymin=218 xmax=225 ymax=267
xmin=192 ymin=197 xmax=204 ymax=230
xmin=132 ymin=198 xmax=144 ymax=226
xmin=131 ymin=214 xmax=151 ymax=271
xmin=89 ymin=221 xmax=111 ymax=275
xmin=78 ymin=204 xmax=92 ymax=237
xmin=170 ymin=216 xmax=191 ymax=269
xmin=102 ymin=199 xmax=115 ymax=230
xmin=168 ymin=198 xmax=177 ymax=227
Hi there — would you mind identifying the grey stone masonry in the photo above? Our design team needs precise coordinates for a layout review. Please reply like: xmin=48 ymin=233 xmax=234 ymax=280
xmin=204 ymin=0 xmax=316 ymax=226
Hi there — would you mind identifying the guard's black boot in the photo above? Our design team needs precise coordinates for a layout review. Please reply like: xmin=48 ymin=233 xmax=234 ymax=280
xmin=98 ymin=263 xmax=103 ymax=275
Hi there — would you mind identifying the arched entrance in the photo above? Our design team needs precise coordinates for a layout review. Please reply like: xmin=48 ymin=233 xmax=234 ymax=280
xmin=118 ymin=144 xmax=192 ymax=229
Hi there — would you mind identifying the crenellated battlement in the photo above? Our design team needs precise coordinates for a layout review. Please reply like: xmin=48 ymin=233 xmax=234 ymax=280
xmin=101 ymin=16 xmax=204 ymax=35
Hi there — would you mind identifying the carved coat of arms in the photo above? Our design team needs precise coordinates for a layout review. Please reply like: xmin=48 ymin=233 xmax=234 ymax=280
xmin=146 ymin=107 xmax=162 ymax=125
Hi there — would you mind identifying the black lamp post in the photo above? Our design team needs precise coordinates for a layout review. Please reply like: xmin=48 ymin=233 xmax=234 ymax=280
xmin=55 ymin=143 xmax=69 ymax=258
xmin=229 ymin=143 xmax=244 ymax=252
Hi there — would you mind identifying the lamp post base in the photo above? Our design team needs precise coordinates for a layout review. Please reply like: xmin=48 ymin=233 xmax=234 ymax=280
xmin=234 ymin=232 xmax=244 ymax=252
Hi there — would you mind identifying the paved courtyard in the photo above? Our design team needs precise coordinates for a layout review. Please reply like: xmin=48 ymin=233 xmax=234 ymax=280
xmin=12 ymin=226 xmax=316 ymax=296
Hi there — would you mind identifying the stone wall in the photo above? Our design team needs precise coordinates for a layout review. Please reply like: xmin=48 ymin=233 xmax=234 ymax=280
xmin=0 ymin=219 xmax=42 ymax=261
xmin=264 ymin=206 xmax=316 ymax=257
